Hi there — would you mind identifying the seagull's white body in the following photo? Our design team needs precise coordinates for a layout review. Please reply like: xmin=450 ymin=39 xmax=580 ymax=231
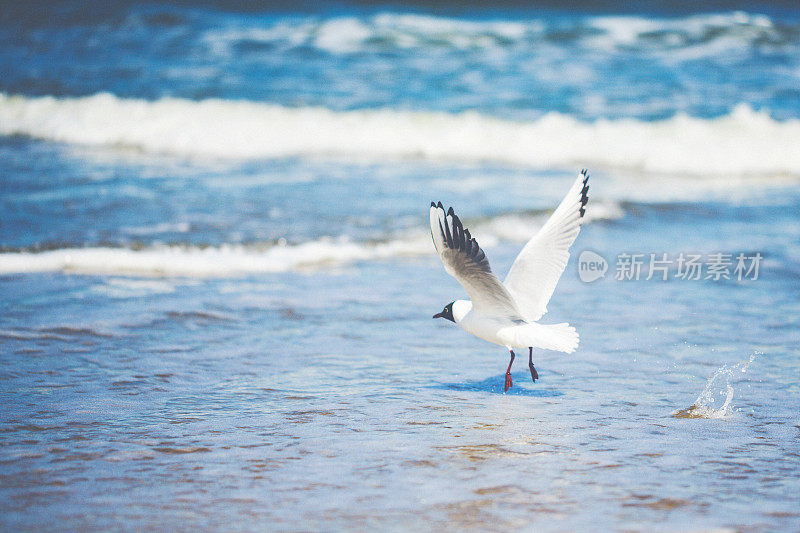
xmin=431 ymin=170 xmax=589 ymax=359
xmin=453 ymin=300 xmax=577 ymax=351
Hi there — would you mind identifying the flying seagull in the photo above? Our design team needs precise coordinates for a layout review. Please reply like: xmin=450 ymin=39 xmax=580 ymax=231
xmin=431 ymin=169 xmax=589 ymax=392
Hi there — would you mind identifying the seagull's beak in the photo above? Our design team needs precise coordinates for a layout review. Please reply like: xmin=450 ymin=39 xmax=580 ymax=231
xmin=432 ymin=311 xmax=444 ymax=319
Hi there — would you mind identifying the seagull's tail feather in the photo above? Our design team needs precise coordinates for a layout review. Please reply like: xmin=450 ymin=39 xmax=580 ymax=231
xmin=507 ymin=322 xmax=579 ymax=353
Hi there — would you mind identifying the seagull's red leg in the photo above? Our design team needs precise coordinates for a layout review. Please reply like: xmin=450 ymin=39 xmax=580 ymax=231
xmin=528 ymin=347 xmax=538 ymax=383
xmin=504 ymin=350 xmax=515 ymax=392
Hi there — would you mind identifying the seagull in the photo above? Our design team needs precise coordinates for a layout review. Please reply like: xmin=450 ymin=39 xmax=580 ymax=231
xmin=431 ymin=169 xmax=589 ymax=392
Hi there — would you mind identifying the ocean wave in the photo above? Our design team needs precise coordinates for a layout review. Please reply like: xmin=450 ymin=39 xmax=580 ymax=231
xmin=203 ymin=13 xmax=537 ymax=55
xmin=200 ymin=11 xmax=795 ymax=56
xmin=586 ymin=11 xmax=782 ymax=54
xmin=2 ymin=93 xmax=800 ymax=176
xmin=0 ymin=205 xmax=622 ymax=277
xmin=0 ymin=239 xmax=431 ymax=277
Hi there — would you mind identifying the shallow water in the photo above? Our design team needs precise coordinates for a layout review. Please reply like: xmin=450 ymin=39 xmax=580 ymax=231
xmin=2 ymin=208 xmax=799 ymax=530
xmin=2 ymin=1 xmax=800 ymax=531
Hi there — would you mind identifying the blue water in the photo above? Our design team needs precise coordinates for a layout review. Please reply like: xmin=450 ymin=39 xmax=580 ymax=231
xmin=1 ymin=1 xmax=800 ymax=530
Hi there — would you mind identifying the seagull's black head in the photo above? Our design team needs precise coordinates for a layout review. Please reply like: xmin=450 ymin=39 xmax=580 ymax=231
xmin=433 ymin=301 xmax=455 ymax=323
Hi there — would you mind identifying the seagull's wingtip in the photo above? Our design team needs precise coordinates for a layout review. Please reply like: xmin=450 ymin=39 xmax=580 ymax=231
xmin=579 ymin=169 xmax=589 ymax=218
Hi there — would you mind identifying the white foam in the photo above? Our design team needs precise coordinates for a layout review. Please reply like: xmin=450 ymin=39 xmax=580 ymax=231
xmin=90 ymin=278 xmax=178 ymax=298
xmin=314 ymin=17 xmax=374 ymax=53
xmin=2 ymin=93 xmax=800 ymax=176
xmin=200 ymin=11 xmax=787 ymax=56
xmin=202 ymin=13 xmax=534 ymax=55
xmin=589 ymin=12 xmax=786 ymax=63
xmin=0 ymin=238 xmax=430 ymax=277
xmin=0 ymin=204 xmax=622 ymax=277
xmin=122 ymin=222 xmax=191 ymax=236
xmin=589 ymin=16 xmax=661 ymax=47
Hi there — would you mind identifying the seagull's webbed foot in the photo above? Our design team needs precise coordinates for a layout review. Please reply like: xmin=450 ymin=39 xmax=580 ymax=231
xmin=528 ymin=347 xmax=538 ymax=383
xmin=504 ymin=350 xmax=515 ymax=392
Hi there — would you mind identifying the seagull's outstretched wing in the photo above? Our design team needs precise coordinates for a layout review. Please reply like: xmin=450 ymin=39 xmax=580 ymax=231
xmin=430 ymin=202 xmax=521 ymax=318
xmin=503 ymin=169 xmax=589 ymax=322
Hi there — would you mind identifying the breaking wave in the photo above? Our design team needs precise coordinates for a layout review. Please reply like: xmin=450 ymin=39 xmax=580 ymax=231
xmin=202 ymin=11 xmax=792 ymax=56
xmin=2 ymin=93 xmax=800 ymax=176
xmin=0 ymin=206 xmax=621 ymax=277
xmin=0 ymin=235 xmax=441 ymax=277
xmin=0 ymin=238 xmax=424 ymax=277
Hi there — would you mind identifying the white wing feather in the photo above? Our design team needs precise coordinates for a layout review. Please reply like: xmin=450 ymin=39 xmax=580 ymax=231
xmin=503 ymin=170 xmax=589 ymax=322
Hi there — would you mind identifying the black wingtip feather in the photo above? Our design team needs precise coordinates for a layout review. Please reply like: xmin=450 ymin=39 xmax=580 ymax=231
xmin=441 ymin=217 xmax=452 ymax=247
xmin=579 ymin=169 xmax=590 ymax=218
xmin=431 ymin=201 xmax=436 ymax=208
xmin=437 ymin=207 xmax=488 ymax=269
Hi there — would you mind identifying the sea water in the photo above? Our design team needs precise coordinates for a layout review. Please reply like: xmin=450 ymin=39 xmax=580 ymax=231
xmin=1 ymin=1 xmax=799 ymax=530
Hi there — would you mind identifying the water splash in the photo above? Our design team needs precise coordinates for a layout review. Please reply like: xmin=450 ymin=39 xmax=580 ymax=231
xmin=674 ymin=354 xmax=756 ymax=419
